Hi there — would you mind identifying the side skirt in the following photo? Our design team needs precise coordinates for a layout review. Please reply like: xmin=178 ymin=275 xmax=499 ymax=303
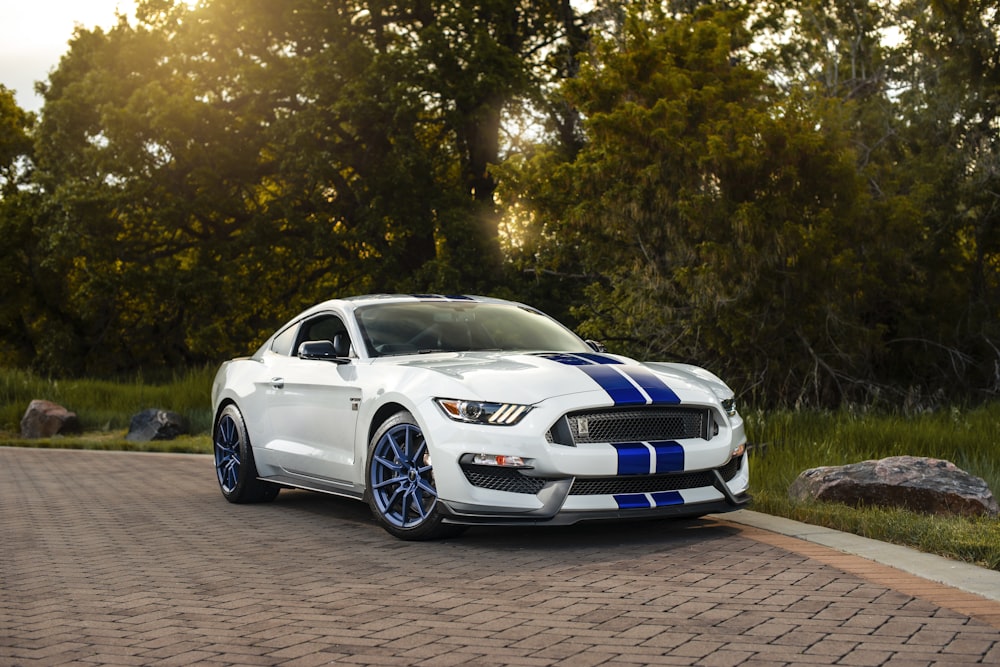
xmin=262 ymin=471 xmax=365 ymax=501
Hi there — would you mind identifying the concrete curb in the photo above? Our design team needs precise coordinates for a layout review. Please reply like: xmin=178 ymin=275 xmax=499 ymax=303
xmin=715 ymin=509 xmax=1000 ymax=602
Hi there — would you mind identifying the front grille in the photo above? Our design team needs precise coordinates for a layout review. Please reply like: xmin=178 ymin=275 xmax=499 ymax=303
xmin=547 ymin=407 xmax=709 ymax=445
xmin=461 ymin=456 xmax=742 ymax=496
xmin=569 ymin=455 xmax=741 ymax=496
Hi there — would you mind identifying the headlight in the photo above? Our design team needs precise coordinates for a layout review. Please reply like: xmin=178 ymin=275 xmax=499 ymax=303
xmin=435 ymin=399 xmax=532 ymax=425
xmin=721 ymin=398 xmax=737 ymax=417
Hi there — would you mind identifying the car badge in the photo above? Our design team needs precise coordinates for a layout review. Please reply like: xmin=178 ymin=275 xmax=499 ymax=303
xmin=578 ymin=418 xmax=589 ymax=436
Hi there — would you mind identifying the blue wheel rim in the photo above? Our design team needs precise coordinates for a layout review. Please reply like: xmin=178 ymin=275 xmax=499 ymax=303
xmin=214 ymin=413 xmax=241 ymax=494
xmin=370 ymin=423 xmax=437 ymax=528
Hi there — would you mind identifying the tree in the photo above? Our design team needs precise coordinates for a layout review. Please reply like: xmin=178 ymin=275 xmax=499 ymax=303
xmin=886 ymin=0 xmax=1000 ymax=395
xmin=16 ymin=0 xmax=586 ymax=374
xmin=501 ymin=3 xmax=927 ymax=405
xmin=0 ymin=86 xmax=40 ymax=367
xmin=742 ymin=0 xmax=1000 ymax=402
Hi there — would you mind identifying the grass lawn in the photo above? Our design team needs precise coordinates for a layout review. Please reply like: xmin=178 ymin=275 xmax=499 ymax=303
xmin=744 ymin=405 xmax=1000 ymax=570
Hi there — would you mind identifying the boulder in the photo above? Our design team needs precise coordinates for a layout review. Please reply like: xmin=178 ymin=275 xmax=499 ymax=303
xmin=20 ymin=400 xmax=82 ymax=439
xmin=789 ymin=456 xmax=998 ymax=518
xmin=125 ymin=409 xmax=189 ymax=442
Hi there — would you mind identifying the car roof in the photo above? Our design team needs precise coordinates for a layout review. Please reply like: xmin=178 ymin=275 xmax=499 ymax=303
xmin=302 ymin=293 xmax=521 ymax=317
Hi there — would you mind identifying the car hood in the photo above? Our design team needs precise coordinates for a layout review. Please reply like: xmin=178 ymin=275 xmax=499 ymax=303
xmin=393 ymin=351 xmax=729 ymax=406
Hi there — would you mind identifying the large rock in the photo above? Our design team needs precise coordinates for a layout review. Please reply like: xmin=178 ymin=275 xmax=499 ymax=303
xmin=789 ymin=456 xmax=999 ymax=518
xmin=125 ymin=409 xmax=189 ymax=442
xmin=20 ymin=400 xmax=82 ymax=438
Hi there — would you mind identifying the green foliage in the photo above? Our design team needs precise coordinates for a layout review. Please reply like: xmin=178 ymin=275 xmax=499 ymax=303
xmin=0 ymin=84 xmax=34 ymax=192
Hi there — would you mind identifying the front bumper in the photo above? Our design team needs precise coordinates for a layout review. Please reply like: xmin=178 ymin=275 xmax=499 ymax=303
xmin=413 ymin=391 xmax=751 ymax=526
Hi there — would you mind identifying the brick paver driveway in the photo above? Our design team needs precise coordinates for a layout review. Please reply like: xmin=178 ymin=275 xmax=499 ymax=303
xmin=2 ymin=447 xmax=998 ymax=666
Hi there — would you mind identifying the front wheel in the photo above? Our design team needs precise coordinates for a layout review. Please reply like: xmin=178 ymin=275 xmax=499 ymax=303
xmin=365 ymin=411 xmax=461 ymax=540
xmin=213 ymin=403 xmax=279 ymax=503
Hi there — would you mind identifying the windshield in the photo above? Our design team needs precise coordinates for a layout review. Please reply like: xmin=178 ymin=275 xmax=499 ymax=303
xmin=355 ymin=302 xmax=592 ymax=357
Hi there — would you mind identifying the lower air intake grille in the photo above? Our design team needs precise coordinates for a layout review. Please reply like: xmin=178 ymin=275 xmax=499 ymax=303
xmin=460 ymin=465 xmax=549 ymax=494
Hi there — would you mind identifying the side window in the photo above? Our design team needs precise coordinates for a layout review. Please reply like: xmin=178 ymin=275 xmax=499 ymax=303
xmin=270 ymin=325 xmax=298 ymax=356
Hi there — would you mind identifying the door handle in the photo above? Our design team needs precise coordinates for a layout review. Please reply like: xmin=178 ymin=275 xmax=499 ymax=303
xmin=271 ymin=377 xmax=284 ymax=389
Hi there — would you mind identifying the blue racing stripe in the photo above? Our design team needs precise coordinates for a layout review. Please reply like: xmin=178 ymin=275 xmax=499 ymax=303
xmin=651 ymin=441 xmax=685 ymax=472
xmin=614 ymin=492 xmax=683 ymax=510
xmin=614 ymin=494 xmax=651 ymax=509
xmin=573 ymin=353 xmax=622 ymax=365
xmin=620 ymin=366 xmax=681 ymax=404
xmin=651 ymin=491 xmax=683 ymax=506
xmin=612 ymin=443 xmax=650 ymax=475
xmin=578 ymin=365 xmax=646 ymax=405
xmin=536 ymin=352 xmax=680 ymax=407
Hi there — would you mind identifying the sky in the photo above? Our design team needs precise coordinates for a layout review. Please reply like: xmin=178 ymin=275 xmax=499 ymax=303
xmin=1 ymin=1 xmax=138 ymax=112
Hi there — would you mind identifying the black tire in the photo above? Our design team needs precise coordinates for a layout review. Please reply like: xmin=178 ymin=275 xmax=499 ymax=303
xmin=365 ymin=411 xmax=463 ymax=540
xmin=213 ymin=403 xmax=279 ymax=503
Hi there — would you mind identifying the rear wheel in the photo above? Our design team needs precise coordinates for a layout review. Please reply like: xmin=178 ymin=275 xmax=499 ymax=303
xmin=213 ymin=404 xmax=279 ymax=503
xmin=366 ymin=411 xmax=461 ymax=540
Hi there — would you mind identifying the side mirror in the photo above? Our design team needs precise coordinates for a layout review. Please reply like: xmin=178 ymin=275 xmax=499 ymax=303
xmin=332 ymin=332 xmax=351 ymax=357
xmin=298 ymin=340 xmax=351 ymax=364
xmin=586 ymin=339 xmax=607 ymax=353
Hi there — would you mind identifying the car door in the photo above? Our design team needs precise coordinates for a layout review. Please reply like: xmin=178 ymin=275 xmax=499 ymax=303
xmin=261 ymin=314 xmax=362 ymax=487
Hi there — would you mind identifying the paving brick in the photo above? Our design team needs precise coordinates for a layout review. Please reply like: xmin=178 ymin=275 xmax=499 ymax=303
xmin=666 ymin=639 xmax=727 ymax=659
xmin=3 ymin=447 xmax=1000 ymax=667
xmin=743 ymin=647 xmax=834 ymax=664
xmin=881 ymin=659 xmax=932 ymax=667
xmin=695 ymin=648 xmax=757 ymax=666
xmin=802 ymin=638 xmax=860 ymax=658
xmin=871 ymin=618 xmax=925 ymax=638
xmin=835 ymin=648 xmax=898 ymax=666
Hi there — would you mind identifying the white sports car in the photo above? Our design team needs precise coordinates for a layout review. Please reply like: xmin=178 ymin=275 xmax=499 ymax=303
xmin=211 ymin=294 xmax=750 ymax=539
